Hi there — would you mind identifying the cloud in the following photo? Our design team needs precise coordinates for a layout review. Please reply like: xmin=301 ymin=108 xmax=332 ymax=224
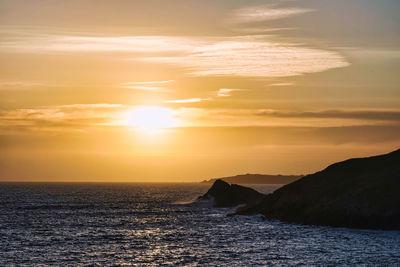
xmin=55 ymin=104 xmax=123 ymax=109
xmin=0 ymin=104 xmax=124 ymax=132
xmin=232 ymin=27 xmax=296 ymax=34
xmin=0 ymin=32 xmax=197 ymax=53
xmin=1 ymin=28 xmax=349 ymax=78
xmin=120 ymin=81 xmax=174 ymax=91
xmin=269 ymin=82 xmax=295 ymax=87
xmin=228 ymin=5 xmax=314 ymax=24
xmin=179 ymin=108 xmax=400 ymax=128
xmin=0 ymin=81 xmax=45 ymax=90
xmin=256 ymin=109 xmax=400 ymax=122
xmin=216 ymin=88 xmax=244 ymax=97
xmin=121 ymin=86 xmax=165 ymax=91
xmin=167 ymin=98 xmax=204 ymax=104
xmin=1 ymin=105 xmax=399 ymax=135
xmin=124 ymin=80 xmax=175 ymax=85
xmin=148 ymin=36 xmax=349 ymax=77
xmin=164 ymin=89 xmax=245 ymax=105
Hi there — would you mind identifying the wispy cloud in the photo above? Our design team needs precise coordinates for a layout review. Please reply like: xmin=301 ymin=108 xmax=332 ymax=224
xmin=232 ymin=27 xmax=296 ymax=34
xmin=0 ymin=104 xmax=125 ymax=131
xmin=120 ymin=80 xmax=174 ymax=91
xmin=121 ymin=86 xmax=165 ymax=91
xmin=0 ymin=32 xmax=198 ymax=53
xmin=125 ymin=80 xmax=175 ymax=85
xmin=1 ymin=29 xmax=349 ymax=78
xmin=167 ymin=98 xmax=204 ymax=104
xmin=1 ymin=105 xmax=399 ymax=135
xmin=269 ymin=82 xmax=295 ymax=87
xmin=256 ymin=109 xmax=400 ymax=122
xmin=0 ymin=81 xmax=45 ymax=90
xmin=166 ymin=89 xmax=244 ymax=104
xmin=150 ymin=36 xmax=349 ymax=77
xmin=228 ymin=5 xmax=314 ymax=24
xmin=54 ymin=104 xmax=123 ymax=109
xmin=216 ymin=88 xmax=244 ymax=97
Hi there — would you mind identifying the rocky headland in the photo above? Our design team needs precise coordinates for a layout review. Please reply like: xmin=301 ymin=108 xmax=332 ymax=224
xmin=201 ymin=149 xmax=400 ymax=230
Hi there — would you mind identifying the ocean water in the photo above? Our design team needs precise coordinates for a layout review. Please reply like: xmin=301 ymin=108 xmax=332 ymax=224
xmin=0 ymin=183 xmax=399 ymax=266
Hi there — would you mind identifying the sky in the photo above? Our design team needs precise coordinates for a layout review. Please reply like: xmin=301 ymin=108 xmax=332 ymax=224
xmin=0 ymin=0 xmax=399 ymax=182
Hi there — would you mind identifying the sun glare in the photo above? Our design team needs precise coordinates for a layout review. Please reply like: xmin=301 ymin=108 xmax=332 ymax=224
xmin=127 ymin=106 xmax=179 ymax=132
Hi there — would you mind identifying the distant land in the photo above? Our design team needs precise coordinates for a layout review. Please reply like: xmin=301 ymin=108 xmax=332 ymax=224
xmin=201 ymin=148 xmax=400 ymax=230
xmin=201 ymin=174 xmax=303 ymax=185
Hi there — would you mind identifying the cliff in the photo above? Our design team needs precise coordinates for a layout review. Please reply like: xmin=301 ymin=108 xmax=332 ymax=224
xmin=203 ymin=149 xmax=400 ymax=230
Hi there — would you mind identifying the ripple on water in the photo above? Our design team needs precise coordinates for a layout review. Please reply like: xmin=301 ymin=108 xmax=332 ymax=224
xmin=0 ymin=183 xmax=399 ymax=266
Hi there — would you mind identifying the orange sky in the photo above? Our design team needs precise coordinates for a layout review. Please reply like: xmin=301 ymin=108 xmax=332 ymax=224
xmin=0 ymin=0 xmax=399 ymax=182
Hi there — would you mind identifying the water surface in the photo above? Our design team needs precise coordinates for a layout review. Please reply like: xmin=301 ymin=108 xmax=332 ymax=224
xmin=0 ymin=183 xmax=399 ymax=266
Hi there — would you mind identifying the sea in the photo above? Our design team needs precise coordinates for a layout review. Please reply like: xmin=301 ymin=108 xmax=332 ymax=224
xmin=0 ymin=183 xmax=399 ymax=266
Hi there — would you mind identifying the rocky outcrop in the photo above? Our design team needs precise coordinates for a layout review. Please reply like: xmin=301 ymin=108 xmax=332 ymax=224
xmin=237 ymin=148 xmax=400 ymax=230
xmin=202 ymin=149 xmax=400 ymax=230
xmin=199 ymin=179 xmax=264 ymax=208
xmin=201 ymin=174 xmax=302 ymax=185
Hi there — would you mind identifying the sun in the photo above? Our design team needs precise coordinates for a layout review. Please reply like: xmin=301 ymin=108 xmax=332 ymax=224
xmin=126 ymin=106 xmax=179 ymax=132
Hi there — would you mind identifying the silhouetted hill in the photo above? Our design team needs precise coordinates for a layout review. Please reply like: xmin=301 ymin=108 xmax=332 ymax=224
xmin=237 ymin=148 xmax=400 ymax=230
xmin=202 ymin=149 xmax=400 ymax=230
xmin=201 ymin=174 xmax=302 ymax=185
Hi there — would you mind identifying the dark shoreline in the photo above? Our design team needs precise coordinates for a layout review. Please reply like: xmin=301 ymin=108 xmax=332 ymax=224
xmin=201 ymin=148 xmax=400 ymax=230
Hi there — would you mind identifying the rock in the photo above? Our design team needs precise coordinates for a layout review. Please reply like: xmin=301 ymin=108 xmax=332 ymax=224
xmin=237 ymin=148 xmax=400 ymax=230
xmin=199 ymin=179 xmax=264 ymax=208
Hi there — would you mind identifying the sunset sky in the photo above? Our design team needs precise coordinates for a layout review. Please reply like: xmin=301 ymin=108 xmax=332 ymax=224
xmin=1 ymin=0 xmax=399 ymax=182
